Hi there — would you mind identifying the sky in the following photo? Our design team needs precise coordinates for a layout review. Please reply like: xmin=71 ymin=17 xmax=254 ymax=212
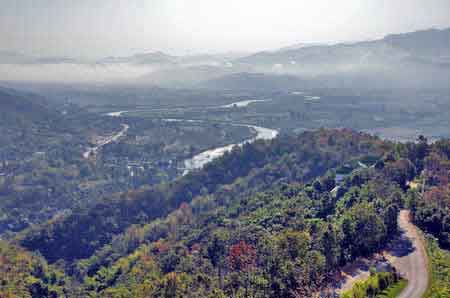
xmin=1 ymin=0 xmax=450 ymax=58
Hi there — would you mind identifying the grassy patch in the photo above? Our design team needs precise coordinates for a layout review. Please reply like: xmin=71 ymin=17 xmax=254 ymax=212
xmin=376 ymin=279 xmax=407 ymax=297
xmin=341 ymin=272 xmax=402 ymax=298
xmin=424 ymin=235 xmax=450 ymax=298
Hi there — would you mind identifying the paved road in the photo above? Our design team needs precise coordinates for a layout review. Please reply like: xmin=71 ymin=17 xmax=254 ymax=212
xmin=83 ymin=124 xmax=129 ymax=159
xmin=385 ymin=210 xmax=429 ymax=298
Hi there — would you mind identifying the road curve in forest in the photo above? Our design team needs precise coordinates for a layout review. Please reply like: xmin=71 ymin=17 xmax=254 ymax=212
xmin=384 ymin=210 xmax=429 ymax=298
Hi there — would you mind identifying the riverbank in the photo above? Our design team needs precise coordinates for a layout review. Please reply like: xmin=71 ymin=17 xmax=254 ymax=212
xmin=182 ymin=124 xmax=278 ymax=173
xmin=104 ymin=109 xmax=279 ymax=174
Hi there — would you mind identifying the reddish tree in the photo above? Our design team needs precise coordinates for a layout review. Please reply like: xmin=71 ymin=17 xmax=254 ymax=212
xmin=178 ymin=202 xmax=193 ymax=225
xmin=138 ymin=254 xmax=154 ymax=264
xmin=227 ymin=241 xmax=257 ymax=272
xmin=424 ymin=186 xmax=450 ymax=209
xmin=152 ymin=240 xmax=170 ymax=255
xmin=190 ymin=243 xmax=201 ymax=254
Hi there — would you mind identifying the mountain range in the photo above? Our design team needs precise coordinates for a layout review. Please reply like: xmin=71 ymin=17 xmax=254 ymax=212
xmin=1 ymin=28 xmax=450 ymax=89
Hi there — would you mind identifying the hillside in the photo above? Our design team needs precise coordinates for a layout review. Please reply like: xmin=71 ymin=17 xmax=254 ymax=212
xmin=0 ymin=87 xmax=258 ymax=236
xmin=0 ymin=87 xmax=57 ymax=125
xmin=0 ymin=241 xmax=70 ymax=298
xmin=19 ymin=129 xmax=388 ymax=262
xmin=1 ymin=128 xmax=448 ymax=297
xmin=0 ymin=88 xmax=125 ymax=234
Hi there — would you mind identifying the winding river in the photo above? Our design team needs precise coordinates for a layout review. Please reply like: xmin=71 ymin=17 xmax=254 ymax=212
xmin=105 ymin=100 xmax=279 ymax=173
xmin=182 ymin=124 xmax=278 ymax=173
xmin=217 ymin=99 xmax=272 ymax=109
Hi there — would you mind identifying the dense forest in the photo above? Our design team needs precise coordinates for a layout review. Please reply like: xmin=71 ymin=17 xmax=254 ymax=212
xmin=1 ymin=126 xmax=449 ymax=297
xmin=18 ymin=129 xmax=388 ymax=262
xmin=68 ymin=166 xmax=404 ymax=298
xmin=0 ymin=87 xmax=122 ymax=234
xmin=409 ymin=139 xmax=450 ymax=248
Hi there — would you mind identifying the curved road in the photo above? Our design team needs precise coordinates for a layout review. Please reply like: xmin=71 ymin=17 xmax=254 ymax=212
xmin=385 ymin=210 xmax=429 ymax=298
xmin=337 ymin=210 xmax=429 ymax=297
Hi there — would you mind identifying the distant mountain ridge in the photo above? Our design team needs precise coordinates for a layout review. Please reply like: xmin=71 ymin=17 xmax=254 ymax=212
xmin=383 ymin=28 xmax=450 ymax=60
xmin=207 ymin=27 xmax=450 ymax=90
xmin=236 ymin=28 xmax=450 ymax=66
xmin=276 ymin=42 xmax=330 ymax=52
xmin=138 ymin=27 xmax=450 ymax=90
xmin=0 ymin=51 xmax=82 ymax=65
xmin=97 ymin=51 xmax=177 ymax=65
xmin=1 ymin=27 xmax=449 ymax=88
xmin=2 ymin=27 xmax=448 ymax=67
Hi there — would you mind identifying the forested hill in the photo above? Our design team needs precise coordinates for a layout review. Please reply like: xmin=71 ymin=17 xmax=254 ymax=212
xmin=0 ymin=87 xmax=57 ymax=125
xmin=0 ymin=88 xmax=125 ymax=235
xmin=19 ymin=129 xmax=388 ymax=263
xmin=5 ymin=128 xmax=448 ymax=298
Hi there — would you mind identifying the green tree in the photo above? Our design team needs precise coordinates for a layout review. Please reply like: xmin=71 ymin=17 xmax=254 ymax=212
xmin=207 ymin=231 xmax=228 ymax=289
xmin=320 ymin=223 xmax=341 ymax=268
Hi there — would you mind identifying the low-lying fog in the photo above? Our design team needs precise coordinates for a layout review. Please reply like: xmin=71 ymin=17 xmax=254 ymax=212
xmin=0 ymin=62 xmax=154 ymax=83
xmin=1 ymin=28 xmax=450 ymax=90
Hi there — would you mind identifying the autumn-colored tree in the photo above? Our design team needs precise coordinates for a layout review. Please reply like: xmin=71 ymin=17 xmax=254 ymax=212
xmin=425 ymin=186 xmax=448 ymax=204
xmin=178 ymin=202 xmax=193 ymax=223
xmin=227 ymin=241 xmax=257 ymax=272
xmin=227 ymin=241 xmax=257 ymax=298
xmin=384 ymin=158 xmax=416 ymax=190
xmin=159 ymin=272 xmax=189 ymax=298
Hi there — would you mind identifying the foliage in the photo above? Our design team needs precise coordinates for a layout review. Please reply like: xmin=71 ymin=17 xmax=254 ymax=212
xmin=340 ymin=271 xmax=402 ymax=298
xmin=410 ymin=139 xmax=450 ymax=248
xmin=0 ymin=240 xmax=68 ymax=298
xmin=424 ymin=236 xmax=450 ymax=298
xmin=376 ymin=279 xmax=407 ymax=298
xmin=67 ymin=156 xmax=403 ymax=297
xmin=5 ymin=128 xmax=421 ymax=297
xmin=227 ymin=241 xmax=257 ymax=272
xmin=20 ymin=129 xmax=387 ymax=263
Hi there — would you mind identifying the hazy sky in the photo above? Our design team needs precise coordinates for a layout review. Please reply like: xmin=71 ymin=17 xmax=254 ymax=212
xmin=1 ymin=0 xmax=450 ymax=58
